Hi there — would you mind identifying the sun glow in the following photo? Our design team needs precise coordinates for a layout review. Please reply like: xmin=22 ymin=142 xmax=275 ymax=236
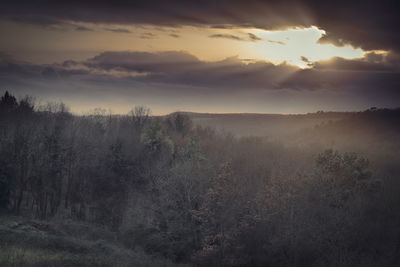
xmin=244 ymin=26 xmax=364 ymax=68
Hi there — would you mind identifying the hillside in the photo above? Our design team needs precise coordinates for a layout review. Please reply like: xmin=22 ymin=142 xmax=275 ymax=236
xmin=182 ymin=111 xmax=352 ymax=138
xmin=2 ymin=92 xmax=400 ymax=266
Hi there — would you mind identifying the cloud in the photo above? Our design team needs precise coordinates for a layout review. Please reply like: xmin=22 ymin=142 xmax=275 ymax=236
xmin=2 ymin=50 xmax=400 ymax=112
xmin=209 ymin=33 xmax=262 ymax=42
xmin=209 ymin=34 xmax=243 ymax=41
xmin=104 ymin=28 xmax=131 ymax=33
xmin=300 ymin=56 xmax=313 ymax=67
xmin=300 ymin=56 xmax=310 ymax=63
xmin=169 ymin=33 xmax=180 ymax=38
xmin=247 ymin=33 xmax=262 ymax=41
xmin=2 ymin=50 xmax=399 ymax=92
xmin=75 ymin=25 xmax=93 ymax=31
xmin=1 ymin=0 xmax=399 ymax=53
xmin=310 ymin=55 xmax=399 ymax=73
xmin=0 ymin=50 xmax=298 ymax=91
xmin=84 ymin=51 xmax=300 ymax=88
xmin=266 ymin=39 xmax=285 ymax=45
xmin=140 ymin=32 xmax=157 ymax=39
xmin=85 ymin=51 xmax=201 ymax=72
xmin=279 ymin=55 xmax=400 ymax=95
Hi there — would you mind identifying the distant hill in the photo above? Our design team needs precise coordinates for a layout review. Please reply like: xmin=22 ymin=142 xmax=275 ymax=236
xmin=173 ymin=111 xmax=353 ymax=138
xmin=170 ymin=109 xmax=400 ymax=158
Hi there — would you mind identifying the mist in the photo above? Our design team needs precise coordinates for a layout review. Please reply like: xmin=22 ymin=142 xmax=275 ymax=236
xmin=1 ymin=92 xmax=400 ymax=266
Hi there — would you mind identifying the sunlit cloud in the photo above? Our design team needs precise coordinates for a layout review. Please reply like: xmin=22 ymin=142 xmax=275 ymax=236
xmin=246 ymin=26 xmax=365 ymax=68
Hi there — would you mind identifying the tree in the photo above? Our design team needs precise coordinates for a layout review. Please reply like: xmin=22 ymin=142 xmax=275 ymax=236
xmin=305 ymin=149 xmax=380 ymax=265
xmin=0 ymin=168 xmax=12 ymax=210
xmin=128 ymin=106 xmax=151 ymax=129
xmin=313 ymin=149 xmax=375 ymax=208
xmin=0 ymin=91 xmax=18 ymax=114
xmin=193 ymin=163 xmax=255 ymax=266
xmin=141 ymin=121 xmax=174 ymax=155
xmin=167 ymin=113 xmax=192 ymax=138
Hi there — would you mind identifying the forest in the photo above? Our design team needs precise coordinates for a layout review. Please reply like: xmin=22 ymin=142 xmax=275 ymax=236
xmin=1 ymin=91 xmax=400 ymax=266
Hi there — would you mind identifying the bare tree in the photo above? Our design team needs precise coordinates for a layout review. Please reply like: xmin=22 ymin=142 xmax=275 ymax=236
xmin=128 ymin=106 xmax=151 ymax=129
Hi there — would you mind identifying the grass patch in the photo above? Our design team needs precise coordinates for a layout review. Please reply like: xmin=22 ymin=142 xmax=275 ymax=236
xmin=0 ymin=215 xmax=190 ymax=267
xmin=0 ymin=246 xmax=114 ymax=267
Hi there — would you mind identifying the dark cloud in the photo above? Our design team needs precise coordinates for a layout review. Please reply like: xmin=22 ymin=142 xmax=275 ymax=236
xmin=1 ymin=50 xmax=399 ymax=93
xmin=83 ymin=51 xmax=298 ymax=89
xmin=86 ymin=51 xmax=200 ymax=73
xmin=75 ymin=25 xmax=93 ymax=31
xmin=310 ymin=56 xmax=399 ymax=73
xmin=210 ymin=25 xmax=236 ymax=29
xmin=4 ymin=14 xmax=62 ymax=26
xmin=364 ymin=52 xmax=385 ymax=64
xmin=267 ymin=39 xmax=285 ymax=45
xmin=300 ymin=56 xmax=310 ymax=63
xmin=310 ymin=0 xmax=400 ymax=51
xmin=209 ymin=34 xmax=243 ymax=41
xmin=248 ymin=33 xmax=262 ymax=41
xmin=104 ymin=28 xmax=131 ymax=33
xmin=2 ymin=50 xmax=400 ymax=111
xmin=1 ymin=0 xmax=399 ymax=53
xmin=209 ymin=33 xmax=262 ymax=42
xmin=140 ymin=32 xmax=157 ymax=39
xmin=169 ymin=33 xmax=180 ymax=38
xmin=280 ymin=55 xmax=400 ymax=96
xmin=1 ymin=50 xmax=298 ymax=91
xmin=300 ymin=56 xmax=313 ymax=67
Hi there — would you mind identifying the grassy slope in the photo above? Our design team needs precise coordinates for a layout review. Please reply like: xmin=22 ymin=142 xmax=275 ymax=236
xmin=0 ymin=215 xmax=188 ymax=267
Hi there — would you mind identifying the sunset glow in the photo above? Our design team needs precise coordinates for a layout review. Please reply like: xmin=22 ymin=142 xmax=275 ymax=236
xmin=0 ymin=0 xmax=399 ymax=113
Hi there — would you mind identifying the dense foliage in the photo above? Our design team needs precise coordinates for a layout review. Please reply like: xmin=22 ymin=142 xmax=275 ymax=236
xmin=1 ymin=91 xmax=400 ymax=266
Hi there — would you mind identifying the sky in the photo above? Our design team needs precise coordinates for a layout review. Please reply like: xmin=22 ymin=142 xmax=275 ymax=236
xmin=0 ymin=0 xmax=399 ymax=114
